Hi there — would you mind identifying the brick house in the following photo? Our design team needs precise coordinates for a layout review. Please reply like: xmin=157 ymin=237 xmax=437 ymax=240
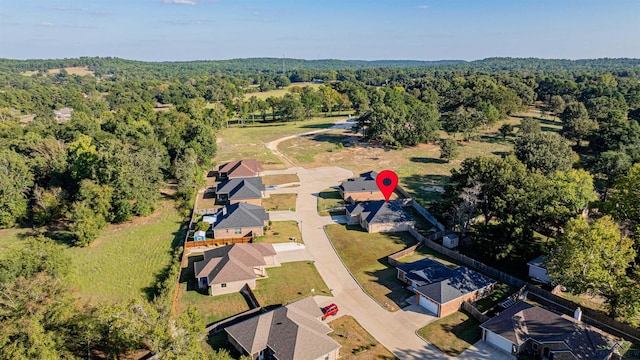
xmin=212 ymin=202 xmax=269 ymax=240
xmin=339 ymin=171 xmax=385 ymax=203
xmin=346 ymin=200 xmax=415 ymax=233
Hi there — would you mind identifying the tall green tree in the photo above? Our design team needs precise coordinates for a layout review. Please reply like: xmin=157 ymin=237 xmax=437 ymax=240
xmin=560 ymin=102 xmax=597 ymax=146
xmin=514 ymin=132 xmax=575 ymax=174
xmin=0 ymin=149 xmax=34 ymax=228
xmin=548 ymin=216 xmax=635 ymax=297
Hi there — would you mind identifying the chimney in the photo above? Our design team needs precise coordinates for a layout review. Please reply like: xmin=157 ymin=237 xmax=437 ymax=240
xmin=574 ymin=307 xmax=582 ymax=322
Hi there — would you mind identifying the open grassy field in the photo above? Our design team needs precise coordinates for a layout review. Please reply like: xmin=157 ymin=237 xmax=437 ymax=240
xmin=262 ymin=174 xmax=300 ymax=186
xmin=215 ymin=116 xmax=341 ymax=169
xmin=277 ymin=109 xmax=563 ymax=204
xmin=317 ymin=187 xmax=347 ymax=216
xmin=21 ymin=66 xmax=95 ymax=77
xmin=328 ymin=316 xmax=398 ymax=360
xmin=65 ymin=200 xmax=183 ymax=304
xmin=257 ymin=220 xmax=302 ymax=243
xmin=417 ymin=311 xmax=481 ymax=356
xmin=325 ymin=224 xmax=417 ymax=311
xmin=262 ymin=193 xmax=297 ymax=211
xmin=243 ymin=82 xmax=323 ymax=100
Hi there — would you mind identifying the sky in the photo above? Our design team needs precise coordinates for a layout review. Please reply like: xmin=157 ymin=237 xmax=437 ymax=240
xmin=0 ymin=0 xmax=639 ymax=61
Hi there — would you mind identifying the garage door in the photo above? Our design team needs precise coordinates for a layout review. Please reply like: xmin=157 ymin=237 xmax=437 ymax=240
xmin=486 ymin=330 xmax=513 ymax=354
xmin=418 ymin=295 xmax=439 ymax=315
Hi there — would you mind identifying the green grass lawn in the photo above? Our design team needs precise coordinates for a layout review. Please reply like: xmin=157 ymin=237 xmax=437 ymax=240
xmin=177 ymin=261 xmax=328 ymax=325
xmin=317 ymin=187 xmax=347 ymax=216
xmin=253 ymin=261 xmax=331 ymax=306
xmin=397 ymin=244 xmax=460 ymax=268
xmin=279 ymin=128 xmax=350 ymax=163
xmin=0 ymin=227 xmax=36 ymax=251
xmin=215 ymin=117 xmax=338 ymax=168
xmin=325 ymin=224 xmax=417 ymax=311
xmin=262 ymin=193 xmax=297 ymax=211
xmin=403 ymin=206 xmax=437 ymax=235
xmin=328 ymin=316 xmax=398 ymax=360
xmin=262 ymin=174 xmax=300 ymax=186
xmin=242 ymin=82 xmax=323 ymax=100
xmin=65 ymin=200 xmax=183 ymax=304
xmin=256 ymin=220 xmax=302 ymax=244
xmin=475 ymin=283 xmax=515 ymax=312
xmin=417 ymin=311 xmax=482 ymax=356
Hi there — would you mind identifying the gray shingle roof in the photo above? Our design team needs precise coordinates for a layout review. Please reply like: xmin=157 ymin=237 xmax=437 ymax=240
xmin=398 ymin=258 xmax=456 ymax=287
xmin=480 ymin=301 xmax=616 ymax=359
xmin=213 ymin=202 xmax=269 ymax=230
xmin=216 ymin=177 xmax=264 ymax=200
xmin=415 ymin=267 xmax=495 ymax=304
xmin=346 ymin=201 xmax=414 ymax=224
xmin=225 ymin=297 xmax=341 ymax=360
xmin=339 ymin=171 xmax=380 ymax=193
xmin=194 ymin=243 xmax=276 ymax=285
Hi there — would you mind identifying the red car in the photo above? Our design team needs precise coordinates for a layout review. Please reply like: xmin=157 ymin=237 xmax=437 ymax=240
xmin=321 ymin=303 xmax=339 ymax=320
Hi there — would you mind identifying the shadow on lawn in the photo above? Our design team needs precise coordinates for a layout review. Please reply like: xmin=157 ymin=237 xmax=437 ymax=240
xmin=409 ymin=157 xmax=448 ymax=165
xmin=309 ymin=132 xmax=353 ymax=146
xmin=366 ymin=259 xmax=413 ymax=310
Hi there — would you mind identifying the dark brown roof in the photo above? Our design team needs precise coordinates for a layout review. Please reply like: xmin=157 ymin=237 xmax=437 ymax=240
xmin=225 ymin=297 xmax=341 ymax=360
xmin=218 ymin=159 xmax=263 ymax=178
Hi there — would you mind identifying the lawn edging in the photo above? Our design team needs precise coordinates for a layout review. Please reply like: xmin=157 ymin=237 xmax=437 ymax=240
xmin=321 ymin=225 xmax=394 ymax=312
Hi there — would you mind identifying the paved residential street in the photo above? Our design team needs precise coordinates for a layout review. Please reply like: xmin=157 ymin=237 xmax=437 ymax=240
xmin=261 ymin=121 xmax=515 ymax=360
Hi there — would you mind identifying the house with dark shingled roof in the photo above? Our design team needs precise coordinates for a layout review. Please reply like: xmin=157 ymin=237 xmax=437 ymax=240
xmin=346 ymin=200 xmax=415 ymax=233
xmin=212 ymin=202 xmax=269 ymax=240
xmin=481 ymin=301 xmax=621 ymax=360
xmin=338 ymin=171 xmax=385 ymax=203
xmin=225 ymin=297 xmax=341 ymax=360
xmin=215 ymin=177 xmax=265 ymax=206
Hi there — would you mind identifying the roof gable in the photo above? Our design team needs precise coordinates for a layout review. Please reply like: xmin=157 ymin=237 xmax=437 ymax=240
xmin=416 ymin=267 xmax=495 ymax=304
xmin=480 ymin=302 xmax=617 ymax=359
xmin=347 ymin=201 xmax=414 ymax=225
xmin=193 ymin=243 xmax=275 ymax=285
xmin=219 ymin=159 xmax=263 ymax=178
xmin=225 ymin=297 xmax=340 ymax=360
xmin=216 ymin=177 xmax=264 ymax=200
xmin=398 ymin=258 xmax=457 ymax=287
xmin=213 ymin=202 xmax=269 ymax=230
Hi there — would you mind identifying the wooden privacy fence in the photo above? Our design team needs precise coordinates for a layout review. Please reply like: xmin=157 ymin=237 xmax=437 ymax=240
xmin=461 ymin=301 xmax=490 ymax=323
xmin=388 ymin=242 xmax=422 ymax=267
xmin=184 ymin=237 xmax=252 ymax=248
xmin=406 ymin=227 xmax=640 ymax=345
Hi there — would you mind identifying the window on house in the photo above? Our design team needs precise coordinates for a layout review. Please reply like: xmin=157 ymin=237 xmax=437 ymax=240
xmin=234 ymin=228 xmax=242 ymax=234
xmin=221 ymin=283 xmax=227 ymax=288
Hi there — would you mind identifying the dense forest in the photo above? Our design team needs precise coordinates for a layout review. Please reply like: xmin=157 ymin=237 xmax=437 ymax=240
xmin=1 ymin=57 xmax=640 ymax=357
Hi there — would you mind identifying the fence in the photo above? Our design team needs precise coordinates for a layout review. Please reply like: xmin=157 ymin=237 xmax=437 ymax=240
xmin=409 ymin=199 xmax=445 ymax=232
xmin=526 ymin=285 xmax=640 ymax=343
xmin=205 ymin=306 xmax=265 ymax=333
xmin=184 ymin=237 xmax=252 ymax=248
xmin=461 ymin=301 xmax=490 ymax=323
xmin=407 ymin=227 xmax=640 ymax=345
xmin=388 ymin=243 xmax=422 ymax=267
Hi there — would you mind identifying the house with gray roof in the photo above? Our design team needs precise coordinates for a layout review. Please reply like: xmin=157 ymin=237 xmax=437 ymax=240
xmin=216 ymin=177 xmax=265 ymax=206
xmin=397 ymin=258 xmax=456 ymax=292
xmin=338 ymin=171 xmax=385 ymax=203
xmin=225 ymin=297 xmax=341 ymax=360
xmin=212 ymin=202 xmax=269 ymax=240
xmin=481 ymin=301 xmax=620 ymax=359
xmin=346 ymin=200 xmax=415 ymax=233
xmin=398 ymin=258 xmax=495 ymax=317
xmin=194 ymin=243 xmax=277 ymax=296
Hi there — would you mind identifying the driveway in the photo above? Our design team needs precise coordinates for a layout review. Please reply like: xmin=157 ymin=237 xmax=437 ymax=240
xmin=281 ymin=166 xmax=450 ymax=359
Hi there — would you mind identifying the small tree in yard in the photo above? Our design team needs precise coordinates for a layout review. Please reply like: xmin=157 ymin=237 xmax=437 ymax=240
xmin=440 ymin=138 xmax=459 ymax=162
xmin=499 ymin=123 xmax=514 ymax=140
xmin=196 ymin=221 xmax=210 ymax=232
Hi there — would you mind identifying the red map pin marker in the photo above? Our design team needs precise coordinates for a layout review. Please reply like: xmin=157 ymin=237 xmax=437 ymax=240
xmin=376 ymin=170 xmax=398 ymax=203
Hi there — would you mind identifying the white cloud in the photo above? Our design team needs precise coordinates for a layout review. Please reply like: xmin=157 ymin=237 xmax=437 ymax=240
xmin=417 ymin=5 xmax=429 ymax=9
xmin=162 ymin=0 xmax=196 ymax=5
